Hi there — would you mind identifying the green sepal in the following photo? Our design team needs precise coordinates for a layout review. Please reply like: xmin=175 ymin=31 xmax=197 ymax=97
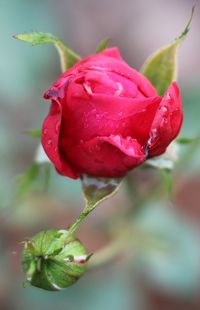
xmin=14 ymin=32 xmax=81 ymax=72
xmin=68 ymin=176 xmax=122 ymax=236
xmin=141 ymin=6 xmax=194 ymax=95
xmin=81 ymin=175 xmax=122 ymax=211
xmin=22 ymin=229 xmax=89 ymax=291
xmin=96 ymin=37 xmax=110 ymax=52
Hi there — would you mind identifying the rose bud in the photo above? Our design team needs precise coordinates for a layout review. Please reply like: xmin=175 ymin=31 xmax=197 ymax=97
xmin=42 ymin=48 xmax=182 ymax=179
xmin=22 ymin=229 xmax=89 ymax=291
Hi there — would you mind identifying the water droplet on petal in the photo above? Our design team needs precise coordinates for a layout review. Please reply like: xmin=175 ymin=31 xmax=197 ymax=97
xmin=43 ymin=128 xmax=47 ymax=135
xmin=47 ymin=139 xmax=52 ymax=146
xmin=115 ymin=82 xmax=123 ymax=96
xmin=160 ymin=106 xmax=168 ymax=117
xmin=83 ymin=83 xmax=93 ymax=95
xmin=55 ymin=121 xmax=60 ymax=133
xmin=166 ymin=93 xmax=173 ymax=103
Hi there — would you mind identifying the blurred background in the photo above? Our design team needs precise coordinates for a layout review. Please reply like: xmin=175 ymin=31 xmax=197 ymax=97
xmin=0 ymin=0 xmax=200 ymax=309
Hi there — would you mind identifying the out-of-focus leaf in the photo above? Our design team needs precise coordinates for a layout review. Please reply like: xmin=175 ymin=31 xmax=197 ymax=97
xmin=132 ymin=204 xmax=200 ymax=295
xmin=177 ymin=136 xmax=200 ymax=144
xmin=26 ymin=128 xmax=41 ymax=138
xmin=17 ymin=162 xmax=40 ymax=199
xmin=141 ymin=7 xmax=194 ymax=95
xmin=81 ymin=175 xmax=122 ymax=210
xmin=161 ymin=169 xmax=173 ymax=197
xmin=14 ymin=32 xmax=81 ymax=72
xmin=96 ymin=37 xmax=110 ymax=52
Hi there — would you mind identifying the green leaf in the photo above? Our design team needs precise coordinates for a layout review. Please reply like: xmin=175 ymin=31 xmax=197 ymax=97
xmin=141 ymin=6 xmax=194 ymax=95
xmin=177 ymin=136 xmax=200 ymax=144
xmin=96 ymin=37 xmax=110 ymax=53
xmin=14 ymin=32 xmax=81 ymax=72
xmin=81 ymin=175 xmax=122 ymax=210
xmin=26 ymin=128 xmax=41 ymax=138
xmin=161 ymin=169 xmax=173 ymax=197
xmin=16 ymin=162 xmax=51 ymax=199
xmin=17 ymin=162 xmax=40 ymax=199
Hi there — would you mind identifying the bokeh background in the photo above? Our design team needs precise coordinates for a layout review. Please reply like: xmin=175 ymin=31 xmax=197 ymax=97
xmin=1 ymin=0 xmax=200 ymax=309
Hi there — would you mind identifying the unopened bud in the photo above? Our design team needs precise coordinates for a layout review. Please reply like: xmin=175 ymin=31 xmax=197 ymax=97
xmin=22 ymin=229 xmax=89 ymax=291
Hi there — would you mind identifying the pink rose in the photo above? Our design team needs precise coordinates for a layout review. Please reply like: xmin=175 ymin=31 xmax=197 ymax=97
xmin=42 ymin=48 xmax=182 ymax=179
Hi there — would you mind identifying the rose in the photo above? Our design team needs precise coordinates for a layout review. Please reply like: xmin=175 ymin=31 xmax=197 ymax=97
xmin=41 ymin=48 xmax=182 ymax=179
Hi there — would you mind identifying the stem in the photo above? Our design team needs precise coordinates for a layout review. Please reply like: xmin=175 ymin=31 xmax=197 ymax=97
xmin=67 ymin=202 xmax=97 ymax=238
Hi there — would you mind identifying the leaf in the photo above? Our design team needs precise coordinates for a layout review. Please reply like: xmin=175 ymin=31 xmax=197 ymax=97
xmin=14 ymin=32 xmax=81 ymax=72
xmin=141 ymin=6 xmax=194 ymax=95
xmin=96 ymin=37 xmax=110 ymax=53
xmin=161 ymin=169 xmax=173 ymax=197
xmin=177 ymin=136 xmax=200 ymax=144
xmin=26 ymin=128 xmax=41 ymax=138
xmin=81 ymin=175 xmax=122 ymax=211
xmin=17 ymin=162 xmax=40 ymax=199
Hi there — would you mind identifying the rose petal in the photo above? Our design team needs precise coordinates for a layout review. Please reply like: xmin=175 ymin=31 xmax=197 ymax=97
xmin=65 ymin=135 xmax=146 ymax=177
xmin=62 ymin=88 xmax=161 ymax=146
xmin=148 ymin=82 xmax=183 ymax=157
xmin=41 ymin=100 xmax=78 ymax=179
xmin=44 ymin=48 xmax=157 ymax=101
xmin=100 ymin=47 xmax=123 ymax=60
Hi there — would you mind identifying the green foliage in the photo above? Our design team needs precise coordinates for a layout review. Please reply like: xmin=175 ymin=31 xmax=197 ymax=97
xmin=26 ymin=128 xmax=41 ymax=138
xmin=96 ymin=37 xmax=110 ymax=52
xmin=16 ymin=162 xmax=51 ymax=199
xmin=141 ymin=7 xmax=194 ymax=95
xmin=17 ymin=162 xmax=40 ymax=199
xmin=14 ymin=32 xmax=81 ymax=72
xmin=177 ymin=136 xmax=200 ymax=144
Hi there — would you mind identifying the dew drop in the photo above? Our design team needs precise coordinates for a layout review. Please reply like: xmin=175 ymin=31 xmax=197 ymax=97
xmin=118 ymin=112 xmax=123 ymax=117
xmin=159 ymin=106 xmax=168 ymax=117
xmin=55 ymin=121 xmax=60 ymax=133
xmin=47 ymin=139 xmax=52 ymax=146
xmin=166 ymin=93 xmax=173 ymax=103
xmin=43 ymin=128 xmax=48 ymax=135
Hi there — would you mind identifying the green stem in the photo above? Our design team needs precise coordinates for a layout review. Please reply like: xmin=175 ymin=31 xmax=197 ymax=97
xmin=67 ymin=203 xmax=96 ymax=237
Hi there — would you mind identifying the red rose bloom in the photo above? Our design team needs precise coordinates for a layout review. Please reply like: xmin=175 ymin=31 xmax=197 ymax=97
xmin=42 ymin=48 xmax=182 ymax=179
